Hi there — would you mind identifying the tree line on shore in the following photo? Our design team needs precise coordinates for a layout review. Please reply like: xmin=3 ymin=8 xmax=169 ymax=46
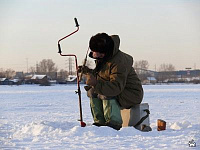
xmin=1 ymin=59 xmax=199 ymax=84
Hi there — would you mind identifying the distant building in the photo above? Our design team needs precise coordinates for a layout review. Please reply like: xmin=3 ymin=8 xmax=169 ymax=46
xmin=0 ymin=78 xmax=10 ymax=85
xmin=147 ymin=77 xmax=157 ymax=84
xmin=142 ymin=77 xmax=157 ymax=84
xmin=66 ymin=75 xmax=77 ymax=82
xmin=156 ymin=69 xmax=200 ymax=83
xmin=15 ymin=72 xmax=24 ymax=79
xmin=0 ymin=78 xmax=22 ymax=85
xmin=33 ymin=72 xmax=57 ymax=80
xmin=175 ymin=70 xmax=200 ymax=78
xmin=30 ymin=75 xmax=51 ymax=86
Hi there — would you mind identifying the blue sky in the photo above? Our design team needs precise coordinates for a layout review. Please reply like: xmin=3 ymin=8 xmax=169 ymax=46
xmin=0 ymin=0 xmax=200 ymax=71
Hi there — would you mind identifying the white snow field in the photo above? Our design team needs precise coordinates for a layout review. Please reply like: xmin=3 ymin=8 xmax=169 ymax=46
xmin=0 ymin=84 xmax=200 ymax=149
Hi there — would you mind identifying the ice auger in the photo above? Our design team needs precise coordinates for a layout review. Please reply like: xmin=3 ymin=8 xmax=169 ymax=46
xmin=57 ymin=18 xmax=86 ymax=127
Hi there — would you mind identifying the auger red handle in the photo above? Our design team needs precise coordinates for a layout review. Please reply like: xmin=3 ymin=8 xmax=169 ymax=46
xmin=57 ymin=18 xmax=86 ymax=127
xmin=58 ymin=18 xmax=79 ymax=54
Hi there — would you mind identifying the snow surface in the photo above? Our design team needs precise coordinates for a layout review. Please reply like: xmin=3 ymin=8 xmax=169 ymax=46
xmin=0 ymin=84 xmax=200 ymax=149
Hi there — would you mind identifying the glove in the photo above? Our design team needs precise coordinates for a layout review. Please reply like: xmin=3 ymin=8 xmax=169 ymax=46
xmin=78 ymin=66 xmax=92 ymax=74
xmin=84 ymin=86 xmax=98 ymax=98
xmin=86 ymin=73 xmax=97 ymax=87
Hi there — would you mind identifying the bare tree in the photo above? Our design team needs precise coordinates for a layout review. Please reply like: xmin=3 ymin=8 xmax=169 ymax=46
xmin=58 ymin=69 xmax=68 ymax=80
xmin=159 ymin=63 xmax=175 ymax=72
xmin=134 ymin=60 xmax=149 ymax=81
xmin=0 ymin=68 xmax=4 ymax=78
xmin=0 ymin=68 xmax=15 ymax=78
xmin=134 ymin=60 xmax=149 ymax=74
xmin=157 ymin=63 xmax=176 ymax=82
xmin=4 ymin=69 xmax=15 ymax=79
xmin=37 ymin=59 xmax=58 ymax=73
xmin=29 ymin=66 xmax=36 ymax=73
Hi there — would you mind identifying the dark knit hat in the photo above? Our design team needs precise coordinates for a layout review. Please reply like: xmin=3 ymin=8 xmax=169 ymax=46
xmin=89 ymin=33 xmax=114 ymax=56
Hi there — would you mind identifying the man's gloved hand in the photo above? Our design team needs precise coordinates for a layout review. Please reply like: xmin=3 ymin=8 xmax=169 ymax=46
xmin=78 ymin=66 xmax=92 ymax=74
xmin=86 ymin=73 xmax=97 ymax=87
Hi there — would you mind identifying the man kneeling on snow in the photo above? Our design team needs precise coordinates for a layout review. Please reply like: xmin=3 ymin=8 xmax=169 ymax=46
xmin=80 ymin=33 xmax=143 ymax=130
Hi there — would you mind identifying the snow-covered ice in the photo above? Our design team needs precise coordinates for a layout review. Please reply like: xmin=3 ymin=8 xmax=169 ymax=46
xmin=0 ymin=84 xmax=200 ymax=149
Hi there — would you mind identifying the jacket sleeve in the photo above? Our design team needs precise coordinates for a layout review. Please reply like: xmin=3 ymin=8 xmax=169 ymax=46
xmin=94 ymin=63 xmax=128 ymax=96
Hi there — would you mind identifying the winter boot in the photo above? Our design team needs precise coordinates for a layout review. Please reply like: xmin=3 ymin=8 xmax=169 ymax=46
xmin=106 ymin=122 xmax=122 ymax=130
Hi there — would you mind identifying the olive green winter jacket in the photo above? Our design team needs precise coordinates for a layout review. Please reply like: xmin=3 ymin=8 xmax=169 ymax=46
xmin=93 ymin=35 xmax=143 ymax=109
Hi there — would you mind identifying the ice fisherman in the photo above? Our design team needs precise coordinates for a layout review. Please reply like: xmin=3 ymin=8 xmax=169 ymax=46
xmin=79 ymin=33 xmax=143 ymax=130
